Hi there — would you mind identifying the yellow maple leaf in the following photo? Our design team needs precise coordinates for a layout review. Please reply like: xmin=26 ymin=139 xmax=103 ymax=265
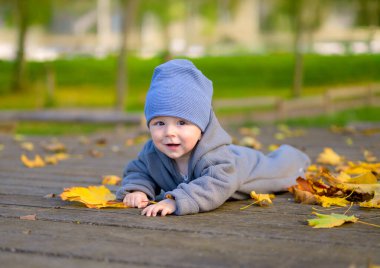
xmin=240 ymin=191 xmax=275 ymax=210
xmin=250 ymin=191 xmax=275 ymax=206
xmin=307 ymin=212 xmax=358 ymax=228
xmin=336 ymin=183 xmax=380 ymax=195
xmin=341 ymin=161 xmax=380 ymax=175
xmin=21 ymin=154 xmax=45 ymax=168
xmin=102 ymin=175 xmax=122 ymax=185
xmin=60 ymin=185 xmax=127 ymax=209
xmin=317 ymin=148 xmax=344 ymax=166
xmin=337 ymin=172 xmax=378 ymax=184
xmin=314 ymin=195 xmax=349 ymax=208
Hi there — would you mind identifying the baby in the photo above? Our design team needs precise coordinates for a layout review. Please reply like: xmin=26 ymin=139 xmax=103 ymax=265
xmin=116 ymin=59 xmax=310 ymax=216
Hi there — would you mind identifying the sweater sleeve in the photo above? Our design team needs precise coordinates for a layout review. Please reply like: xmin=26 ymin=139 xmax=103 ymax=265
xmin=165 ymin=152 xmax=240 ymax=215
xmin=116 ymin=155 xmax=160 ymax=201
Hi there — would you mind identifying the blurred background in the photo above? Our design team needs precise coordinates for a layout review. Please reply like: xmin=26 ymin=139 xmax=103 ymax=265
xmin=0 ymin=0 xmax=380 ymax=134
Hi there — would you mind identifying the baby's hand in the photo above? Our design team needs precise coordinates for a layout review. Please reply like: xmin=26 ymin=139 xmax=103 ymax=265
xmin=142 ymin=198 xmax=176 ymax=217
xmin=123 ymin=191 xmax=149 ymax=208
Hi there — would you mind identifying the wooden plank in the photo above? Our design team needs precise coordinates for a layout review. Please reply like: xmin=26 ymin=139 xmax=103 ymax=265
xmin=0 ymin=110 xmax=143 ymax=124
xmin=0 ymin=252 xmax=139 ymax=268
xmin=0 ymin=208 xmax=379 ymax=268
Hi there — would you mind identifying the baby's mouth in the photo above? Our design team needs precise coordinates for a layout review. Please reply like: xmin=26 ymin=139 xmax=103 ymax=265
xmin=166 ymin=143 xmax=180 ymax=148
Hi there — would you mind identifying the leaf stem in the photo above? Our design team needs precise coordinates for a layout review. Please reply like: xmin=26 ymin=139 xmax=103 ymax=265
xmin=357 ymin=220 xmax=380 ymax=228
xmin=344 ymin=202 xmax=354 ymax=215
xmin=240 ymin=201 xmax=259 ymax=210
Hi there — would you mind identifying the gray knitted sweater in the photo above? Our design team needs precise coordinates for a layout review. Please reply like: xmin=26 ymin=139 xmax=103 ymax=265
xmin=116 ymin=112 xmax=310 ymax=215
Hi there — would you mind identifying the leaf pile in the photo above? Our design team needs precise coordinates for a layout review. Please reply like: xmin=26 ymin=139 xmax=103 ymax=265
xmin=289 ymin=147 xmax=380 ymax=209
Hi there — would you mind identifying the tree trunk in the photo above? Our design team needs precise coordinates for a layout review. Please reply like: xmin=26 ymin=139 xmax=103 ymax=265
xmin=367 ymin=0 xmax=379 ymax=53
xmin=292 ymin=0 xmax=304 ymax=99
xmin=115 ymin=0 xmax=138 ymax=111
xmin=11 ymin=0 xmax=29 ymax=92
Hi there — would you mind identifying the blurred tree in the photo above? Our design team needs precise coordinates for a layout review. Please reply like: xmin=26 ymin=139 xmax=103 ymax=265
xmin=356 ymin=0 xmax=380 ymax=52
xmin=4 ymin=0 xmax=52 ymax=92
xmin=270 ymin=0 xmax=325 ymax=98
xmin=136 ymin=0 xmax=186 ymax=62
xmin=116 ymin=0 xmax=138 ymax=111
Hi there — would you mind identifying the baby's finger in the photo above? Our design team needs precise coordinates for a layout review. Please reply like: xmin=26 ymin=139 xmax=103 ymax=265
xmin=161 ymin=208 xmax=168 ymax=216
xmin=141 ymin=205 xmax=153 ymax=216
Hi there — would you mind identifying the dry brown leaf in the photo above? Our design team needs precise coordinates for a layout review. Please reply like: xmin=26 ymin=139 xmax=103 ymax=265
xmin=42 ymin=141 xmax=67 ymax=153
xmin=289 ymin=186 xmax=317 ymax=204
xmin=20 ymin=214 xmax=37 ymax=221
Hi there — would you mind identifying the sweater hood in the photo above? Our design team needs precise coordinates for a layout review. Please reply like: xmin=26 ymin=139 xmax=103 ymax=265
xmin=189 ymin=110 xmax=232 ymax=171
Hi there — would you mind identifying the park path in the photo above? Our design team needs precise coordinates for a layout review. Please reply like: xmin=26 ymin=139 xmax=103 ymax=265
xmin=0 ymin=124 xmax=379 ymax=268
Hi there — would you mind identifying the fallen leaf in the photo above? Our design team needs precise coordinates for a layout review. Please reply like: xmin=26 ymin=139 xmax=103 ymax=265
xmin=317 ymin=148 xmax=344 ymax=166
xmin=336 ymin=172 xmax=378 ymax=184
xmin=238 ymin=127 xmax=261 ymax=136
xmin=267 ymin=144 xmax=279 ymax=152
xmin=289 ymin=186 xmax=317 ymax=204
xmin=20 ymin=214 xmax=37 ymax=221
xmin=239 ymin=136 xmax=262 ymax=150
xmin=345 ymin=137 xmax=353 ymax=146
xmin=42 ymin=141 xmax=67 ymax=153
xmin=43 ymin=193 xmax=56 ymax=198
xmin=89 ymin=149 xmax=103 ymax=158
xmin=95 ymin=137 xmax=107 ymax=146
xmin=240 ymin=191 xmax=275 ymax=210
xmin=21 ymin=154 xmax=45 ymax=168
xmin=20 ymin=142 xmax=34 ymax=151
xmin=363 ymin=150 xmax=378 ymax=162
xmin=250 ymin=191 xmax=275 ymax=206
xmin=359 ymin=192 xmax=380 ymax=208
xmin=339 ymin=161 xmax=380 ymax=175
xmin=102 ymin=175 xmax=122 ymax=185
xmin=60 ymin=185 xmax=127 ymax=209
xmin=307 ymin=212 xmax=358 ymax=228
xmin=22 ymin=230 xmax=32 ymax=235
xmin=315 ymin=195 xmax=349 ymax=208
xmin=44 ymin=153 xmax=69 ymax=165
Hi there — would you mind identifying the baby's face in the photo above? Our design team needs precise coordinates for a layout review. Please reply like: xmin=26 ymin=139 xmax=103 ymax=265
xmin=149 ymin=116 xmax=201 ymax=161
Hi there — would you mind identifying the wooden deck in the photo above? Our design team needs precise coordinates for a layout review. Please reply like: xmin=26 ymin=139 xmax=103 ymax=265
xmin=1 ymin=125 xmax=379 ymax=268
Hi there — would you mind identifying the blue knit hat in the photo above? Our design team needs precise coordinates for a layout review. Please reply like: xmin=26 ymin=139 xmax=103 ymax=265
xmin=144 ymin=59 xmax=213 ymax=132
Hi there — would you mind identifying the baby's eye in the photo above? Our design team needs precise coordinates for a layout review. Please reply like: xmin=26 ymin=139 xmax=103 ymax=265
xmin=178 ymin=120 xmax=186 ymax=126
xmin=153 ymin=121 xmax=165 ymax=126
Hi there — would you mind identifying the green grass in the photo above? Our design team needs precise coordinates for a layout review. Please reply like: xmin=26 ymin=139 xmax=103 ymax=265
xmin=1 ymin=54 xmax=380 ymax=135
xmin=1 ymin=54 xmax=380 ymax=110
